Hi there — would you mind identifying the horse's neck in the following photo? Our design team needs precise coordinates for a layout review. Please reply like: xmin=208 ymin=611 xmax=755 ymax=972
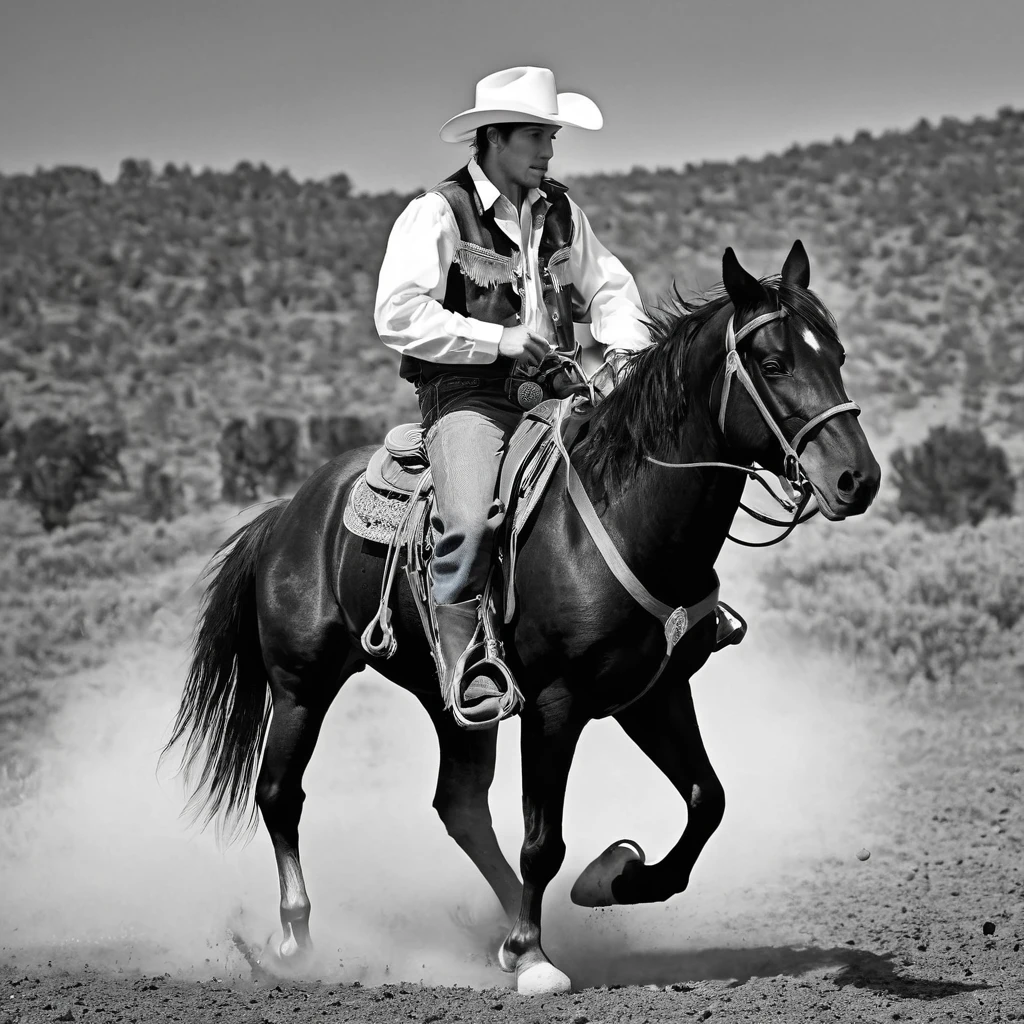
xmin=596 ymin=427 xmax=745 ymax=605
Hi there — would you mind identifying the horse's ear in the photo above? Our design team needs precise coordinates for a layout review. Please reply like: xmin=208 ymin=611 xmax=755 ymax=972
xmin=781 ymin=240 xmax=810 ymax=289
xmin=723 ymin=247 xmax=767 ymax=313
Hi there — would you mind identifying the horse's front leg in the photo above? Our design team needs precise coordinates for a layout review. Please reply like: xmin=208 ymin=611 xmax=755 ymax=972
xmin=572 ymin=672 xmax=725 ymax=907
xmin=499 ymin=690 xmax=585 ymax=995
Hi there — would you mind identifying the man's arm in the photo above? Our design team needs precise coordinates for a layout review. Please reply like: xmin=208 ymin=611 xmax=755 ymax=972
xmin=568 ymin=201 xmax=652 ymax=358
xmin=374 ymin=193 xmax=504 ymax=364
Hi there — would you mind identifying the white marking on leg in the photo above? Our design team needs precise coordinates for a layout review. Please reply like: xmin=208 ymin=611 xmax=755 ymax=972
xmin=801 ymin=327 xmax=821 ymax=353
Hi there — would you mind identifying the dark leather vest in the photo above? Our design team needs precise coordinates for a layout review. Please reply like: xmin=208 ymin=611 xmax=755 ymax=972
xmin=398 ymin=164 xmax=576 ymax=384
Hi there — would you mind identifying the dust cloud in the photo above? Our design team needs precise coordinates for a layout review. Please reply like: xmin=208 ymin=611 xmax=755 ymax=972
xmin=1 ymin=548 xmax=888 ymax=990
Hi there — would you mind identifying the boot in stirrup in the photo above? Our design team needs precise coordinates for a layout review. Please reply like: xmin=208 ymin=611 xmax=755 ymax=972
xmin=434 ymin=598 xmax=508 ymax=727
xmin=713 ymin=601 xmax=747 ymax=652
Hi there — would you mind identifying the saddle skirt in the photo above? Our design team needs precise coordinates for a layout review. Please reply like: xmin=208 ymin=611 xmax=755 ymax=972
xmin=343 ymin=399 xmax=567 ymax=625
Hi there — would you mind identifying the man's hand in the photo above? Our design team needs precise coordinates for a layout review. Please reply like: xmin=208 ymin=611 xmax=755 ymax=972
xmin=498 ymin=326 xmax=551 ymax=367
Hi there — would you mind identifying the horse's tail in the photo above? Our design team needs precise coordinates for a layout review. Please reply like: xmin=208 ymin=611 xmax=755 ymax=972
xmin=161 ymin=501 xmax=288 ymax=843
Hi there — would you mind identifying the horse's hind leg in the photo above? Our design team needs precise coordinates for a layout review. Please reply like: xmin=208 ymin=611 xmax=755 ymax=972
xmin=256 ymin=655 xmax=356 ymax=961
xmin=417 ymin=692 xmax=522 ymax=921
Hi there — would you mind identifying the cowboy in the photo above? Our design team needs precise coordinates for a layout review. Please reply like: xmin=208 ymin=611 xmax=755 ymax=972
xmin=375 ymin=66 xmax=742 ymax=726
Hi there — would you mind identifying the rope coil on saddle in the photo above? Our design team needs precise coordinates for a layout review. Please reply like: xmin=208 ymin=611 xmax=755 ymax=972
xmin=360 ymin=470 xmax=433 ymax=659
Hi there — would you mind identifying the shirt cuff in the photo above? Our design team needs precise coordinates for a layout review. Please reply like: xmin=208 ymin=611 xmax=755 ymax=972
xmin=466 ymin=319 xmax=504 ymax=359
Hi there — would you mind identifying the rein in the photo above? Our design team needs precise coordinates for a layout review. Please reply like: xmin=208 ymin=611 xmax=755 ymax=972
xmin=646 ymin=309 xmax=859 ymax=547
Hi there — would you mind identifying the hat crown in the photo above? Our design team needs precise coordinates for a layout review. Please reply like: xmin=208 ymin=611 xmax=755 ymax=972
xmin=474 ymin=67 xmax=559 ymax=117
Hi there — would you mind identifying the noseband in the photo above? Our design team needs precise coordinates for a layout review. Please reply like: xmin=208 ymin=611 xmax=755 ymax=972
xmin=717 ymin=309 xmax=861 ymax=487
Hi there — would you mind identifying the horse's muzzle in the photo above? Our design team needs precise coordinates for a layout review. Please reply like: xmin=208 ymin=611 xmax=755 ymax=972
xmin=811 ymin=462 xmax=881 ymax=520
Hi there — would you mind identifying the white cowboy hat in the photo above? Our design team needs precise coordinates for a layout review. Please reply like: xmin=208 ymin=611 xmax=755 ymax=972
xmin=438 ymin=66 xmax=603 ymax=144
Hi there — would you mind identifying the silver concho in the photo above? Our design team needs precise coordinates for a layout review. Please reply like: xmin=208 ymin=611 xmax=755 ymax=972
xmin=516 ymin=381 xmax=544 ymax=409
xmin=664 ymin=606 xmax=689 ymax=655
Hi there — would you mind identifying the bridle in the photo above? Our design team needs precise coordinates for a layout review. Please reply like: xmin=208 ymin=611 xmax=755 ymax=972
xmin=647 ymin=307 xmax=861 ymax=547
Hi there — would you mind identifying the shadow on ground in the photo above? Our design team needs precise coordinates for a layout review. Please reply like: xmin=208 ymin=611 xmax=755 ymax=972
xmin=564 ymin=945 xmax=992 ymax=999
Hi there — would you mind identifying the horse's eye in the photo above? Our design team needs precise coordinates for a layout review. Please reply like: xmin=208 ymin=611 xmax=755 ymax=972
xmin=761 ymin=360 xmax=785 ymax=376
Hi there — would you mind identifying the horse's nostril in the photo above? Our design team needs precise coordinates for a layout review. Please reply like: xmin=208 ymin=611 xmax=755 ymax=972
xmin=838 ymin=470 xmax=855 ymax=495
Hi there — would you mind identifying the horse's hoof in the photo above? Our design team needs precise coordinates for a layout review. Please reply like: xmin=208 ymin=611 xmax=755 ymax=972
xmin=569 ymin=838 xmax=645 ymax=907
xmin=516 ymin=961 xmax=572 ymax=995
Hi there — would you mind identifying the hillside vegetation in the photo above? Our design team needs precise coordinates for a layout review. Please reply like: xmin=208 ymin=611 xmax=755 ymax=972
xmin=1 ymin=107 xmax=1023 ymax=741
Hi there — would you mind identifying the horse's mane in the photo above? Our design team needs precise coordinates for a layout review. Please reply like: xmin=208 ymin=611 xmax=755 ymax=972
xmin=574 ymin=277 xmax=839 ymax=491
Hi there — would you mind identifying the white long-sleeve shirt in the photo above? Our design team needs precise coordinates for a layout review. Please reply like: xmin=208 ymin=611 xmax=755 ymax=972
xmin=374 ymin=159 xmax=651 ymax=368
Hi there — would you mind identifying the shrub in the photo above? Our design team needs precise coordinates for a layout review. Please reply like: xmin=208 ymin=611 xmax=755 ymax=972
xmin=8 ymin=418 xmax=127 ymax=531
xmin=891 ymin=425 xmax=1016 ymax=529
xmin=759 ymin=516 xmax=1024 ymax=692
xmin=217 ymin=413 xmax=302 ymax=501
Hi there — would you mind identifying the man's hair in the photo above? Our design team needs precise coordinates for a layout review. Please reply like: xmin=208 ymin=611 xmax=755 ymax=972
xmin=472 ymin=122 xmax=531 ymax=160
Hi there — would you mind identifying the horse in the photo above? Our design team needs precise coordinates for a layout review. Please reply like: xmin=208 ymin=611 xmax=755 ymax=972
xmin=163 ymin=241 xmax=880 ymax=995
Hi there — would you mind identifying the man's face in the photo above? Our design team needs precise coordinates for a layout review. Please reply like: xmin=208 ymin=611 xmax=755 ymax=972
xmin=491 ymin=124 xmax=559 ymax=189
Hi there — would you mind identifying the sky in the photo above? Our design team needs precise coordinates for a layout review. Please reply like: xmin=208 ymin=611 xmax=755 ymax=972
xmin=1 ymin=0 xmax=1022 ymax=195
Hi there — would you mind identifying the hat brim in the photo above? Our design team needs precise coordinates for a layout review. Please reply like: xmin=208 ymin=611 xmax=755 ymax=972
xmin=438 ymin=92 xmax=602 ymax=143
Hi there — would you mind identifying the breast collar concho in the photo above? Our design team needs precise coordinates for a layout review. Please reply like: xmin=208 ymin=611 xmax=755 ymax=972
xmin=717 ymin=309 xmax=860 ymax=489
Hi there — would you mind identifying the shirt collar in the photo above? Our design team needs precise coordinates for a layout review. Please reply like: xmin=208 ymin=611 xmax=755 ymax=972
xmin=467 ymin=158 xmax=545 ymax=213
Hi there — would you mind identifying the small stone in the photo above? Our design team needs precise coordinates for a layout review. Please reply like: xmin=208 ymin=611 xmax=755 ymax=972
xmin=56 ymin=1013 xmax=76 ymax=1023
xmin=983 ymin=922 xmax=996 ymax=936
xmin=856 ymin=848 xmax=871 ymax=862
xmin=490 ymin=1003 xmax=503 ymax=1011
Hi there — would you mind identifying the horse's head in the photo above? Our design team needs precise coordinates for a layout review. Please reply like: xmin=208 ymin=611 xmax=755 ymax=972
xmin=716 ymin=241 xmax=880 ymax=519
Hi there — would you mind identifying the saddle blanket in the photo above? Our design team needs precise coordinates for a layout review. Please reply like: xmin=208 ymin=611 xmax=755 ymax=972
xmin=343 ymin=475 xmax=418 ymax=546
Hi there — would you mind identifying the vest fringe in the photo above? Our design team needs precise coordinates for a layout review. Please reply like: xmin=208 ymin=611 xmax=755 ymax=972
xmin=453 ymin=241 xmax=520 ymax=288
xmin=547 ymin=246 xmax=572 ymax=290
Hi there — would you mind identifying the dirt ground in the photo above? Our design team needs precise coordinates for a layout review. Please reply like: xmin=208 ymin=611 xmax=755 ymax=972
xmin=3 ymin=655 xmax=1022 ymax=1024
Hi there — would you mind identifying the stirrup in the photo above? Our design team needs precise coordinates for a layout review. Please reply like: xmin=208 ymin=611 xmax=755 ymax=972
xmin=449 ymin=638 xmax=520 ymax=731
xmin=713 ymin=601 xmax=747 ymax=652
xmin=437 ymin=584 xmax=524 ymax=730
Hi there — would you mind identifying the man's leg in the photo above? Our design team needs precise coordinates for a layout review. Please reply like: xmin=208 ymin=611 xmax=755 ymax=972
xmin=426 ymin=406 xmax=519 ymax=725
